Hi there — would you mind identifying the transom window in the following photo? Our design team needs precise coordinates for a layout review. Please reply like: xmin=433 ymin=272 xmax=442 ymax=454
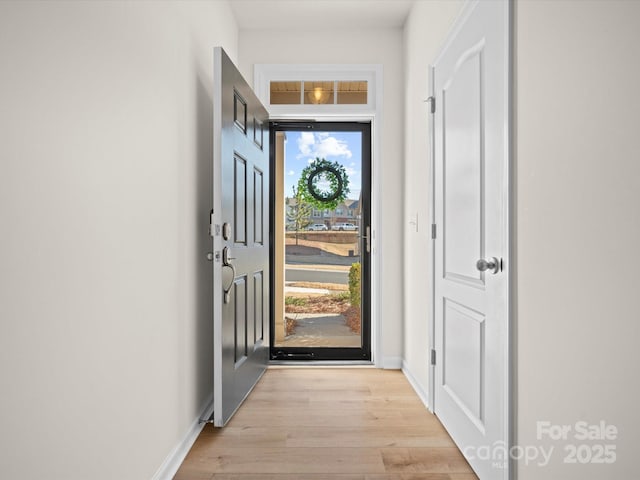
xmin=254 ymin=64 xmax=380 ymax=115
xmin=270 ymin=80 xmax=367 ymax=105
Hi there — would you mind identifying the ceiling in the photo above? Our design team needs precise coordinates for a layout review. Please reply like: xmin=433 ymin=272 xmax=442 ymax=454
xmin=228 ymin=0 xmax=415 ymax=30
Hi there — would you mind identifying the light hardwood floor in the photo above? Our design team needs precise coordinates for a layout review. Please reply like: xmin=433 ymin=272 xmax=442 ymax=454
xmin=174 ymin=368 xmax=478 ymax=480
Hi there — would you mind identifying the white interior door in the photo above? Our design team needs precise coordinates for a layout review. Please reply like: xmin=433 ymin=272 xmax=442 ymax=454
xmin=432 ymin=1 xmax=510 ymax=478
xmin=212 ymin=47 xmax=270 ymax=427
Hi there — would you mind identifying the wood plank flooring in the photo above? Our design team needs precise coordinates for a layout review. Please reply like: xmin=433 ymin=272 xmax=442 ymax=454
xmin=174 ymin=368 xmax=477 ymax=480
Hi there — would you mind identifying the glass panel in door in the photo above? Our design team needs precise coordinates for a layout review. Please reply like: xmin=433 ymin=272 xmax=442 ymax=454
xmin=271 ymin=122 xmax=371 ymax=361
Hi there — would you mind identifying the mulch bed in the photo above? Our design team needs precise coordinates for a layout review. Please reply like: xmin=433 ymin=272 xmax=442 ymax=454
xmin=285 ymin=294 xmax=361 ymax=335
xmin=285 ymin=317 xmax=298 ymax=336
xmin=343 ymin=306 xmax=361 ymax=334
xmin=285 ymin=295 xmax=349 ymax=314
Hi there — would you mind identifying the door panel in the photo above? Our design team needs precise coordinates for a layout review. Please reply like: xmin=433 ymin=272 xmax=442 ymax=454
xmin=254 ymin=169 xmax=264 ymax=244
xmin=234 ymin=276 xmax=247 ymax=365
xmin=443 ymin=299 xmax=485 ymax=426
xmin=213 ymin=47 xmax=269 ymax=427
xmin=234 ymin=154 xmax=247 ymax=245
xmin=443 ymin=43 xmax=484 ymax=285
xmin=433 ymin=1 xmax=510 ymax=478
xmin=253 ymin=271 xmax=264 ymax=344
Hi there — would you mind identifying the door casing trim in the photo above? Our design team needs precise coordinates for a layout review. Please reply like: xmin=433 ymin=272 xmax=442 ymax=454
xmin=254 ymin=64 xmax=383 ymax=366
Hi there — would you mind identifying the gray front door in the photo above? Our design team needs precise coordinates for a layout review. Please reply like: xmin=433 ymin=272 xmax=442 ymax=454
xmin=212 ymin=47 xmax=269 ymax=426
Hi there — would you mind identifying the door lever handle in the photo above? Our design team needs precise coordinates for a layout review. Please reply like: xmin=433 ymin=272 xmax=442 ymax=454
xmin=222 ymin=246 xmax=236 ymax=303
xmin=476 ymin=257 xmax=500 ymax=274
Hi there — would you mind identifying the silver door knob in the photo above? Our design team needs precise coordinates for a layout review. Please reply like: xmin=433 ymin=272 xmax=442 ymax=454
xmin=476 ymin=257 xmax=500 ymax=274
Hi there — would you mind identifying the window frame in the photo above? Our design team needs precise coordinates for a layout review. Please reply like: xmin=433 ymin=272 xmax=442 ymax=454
xmin=254 ymin=64 xmax=379 ymax=116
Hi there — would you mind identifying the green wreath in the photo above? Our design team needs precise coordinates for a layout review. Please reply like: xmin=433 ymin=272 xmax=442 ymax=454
xmin=297 ymin=157 xmax=350 ymax=210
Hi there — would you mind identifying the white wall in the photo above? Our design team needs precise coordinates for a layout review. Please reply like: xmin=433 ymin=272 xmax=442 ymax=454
xmin=238 ymin=27 xmax=405 ymax=366
xmin=402 ymin=0 xmax=464 ymax=399
xmin=0 ymin=1 xmax=237 ymax=478
xmin=515 ymin=1 xmax=640 ymax=477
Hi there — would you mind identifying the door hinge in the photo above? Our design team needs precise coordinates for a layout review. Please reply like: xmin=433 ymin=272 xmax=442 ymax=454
xmin=425 ymin=96 xmax=436 ymax=114
xmin=431 ymin=224 xmax=437 ymax=239
xmin=430 ymin=349 xmax=436 ymax=366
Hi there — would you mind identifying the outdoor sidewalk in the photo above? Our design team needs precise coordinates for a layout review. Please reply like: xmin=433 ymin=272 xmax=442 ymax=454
xmin=281 ymin=313 xmax=360 ymax=347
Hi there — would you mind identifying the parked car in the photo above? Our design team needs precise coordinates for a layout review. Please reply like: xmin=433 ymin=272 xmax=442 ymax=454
xmin=332 ymin=223 xmax=358 ymax=231
xmin=307 ymin=223 xmax=328 ymax=231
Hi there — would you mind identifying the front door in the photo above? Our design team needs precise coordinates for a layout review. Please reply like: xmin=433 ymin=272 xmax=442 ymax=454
xmin=212 ymin=47 xmax=270 ymax=426
xmin=432 ymin=1 xmax=510 ymax=478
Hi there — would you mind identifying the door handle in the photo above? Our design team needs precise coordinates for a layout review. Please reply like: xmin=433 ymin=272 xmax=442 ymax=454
xmin=476 ymin=257 xmax=500 ymax=274
xmin=222 ymin=246 xmax=236 ymax=303
xmin=361 ymin=226 xmax=371 ymax=253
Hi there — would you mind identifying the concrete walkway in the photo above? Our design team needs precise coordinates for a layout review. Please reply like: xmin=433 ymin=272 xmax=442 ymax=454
xmin=284 ymin=283 xmax=330 ymax=295
xmin=282 ymin=313 xmax=360 ymax=347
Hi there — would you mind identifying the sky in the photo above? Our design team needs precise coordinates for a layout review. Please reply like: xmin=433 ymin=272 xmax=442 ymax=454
xmin=284 ymin=131 xmax=362 ymax=201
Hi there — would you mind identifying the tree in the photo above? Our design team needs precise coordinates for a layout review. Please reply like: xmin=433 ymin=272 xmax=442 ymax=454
xmin=286 ymin=185 xmax=313 ymax=245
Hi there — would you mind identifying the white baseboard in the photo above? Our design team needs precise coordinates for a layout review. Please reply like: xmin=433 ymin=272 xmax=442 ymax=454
xmin=402 ymin=360 xmax=430 ymax=410
xmin=152 ymin=392 xmax=214 ymax=480
xmin=381 ymin=356 xmax=403 ymax=369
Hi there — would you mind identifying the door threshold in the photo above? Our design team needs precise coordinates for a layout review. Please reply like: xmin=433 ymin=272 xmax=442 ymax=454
xmin=268 ymin=361 xmax=374 ymax=367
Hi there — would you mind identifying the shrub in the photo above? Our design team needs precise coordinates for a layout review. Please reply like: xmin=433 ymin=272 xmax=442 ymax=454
xmin=331 ymin=291 xmax=350 ymax=302
xmin=285 ymin=296 xmax=308 ymax=307
xmin=348 ymin=262 xmax=361 ymax=307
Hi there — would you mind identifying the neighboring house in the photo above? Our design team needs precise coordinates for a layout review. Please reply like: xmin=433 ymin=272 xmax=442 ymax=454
xmin=286 ymin=197 xmax=361 ymax=228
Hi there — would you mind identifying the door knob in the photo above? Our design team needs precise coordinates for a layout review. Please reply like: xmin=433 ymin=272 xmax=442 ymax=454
xmin=476 ymin=257 xmax=500 ymax=274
